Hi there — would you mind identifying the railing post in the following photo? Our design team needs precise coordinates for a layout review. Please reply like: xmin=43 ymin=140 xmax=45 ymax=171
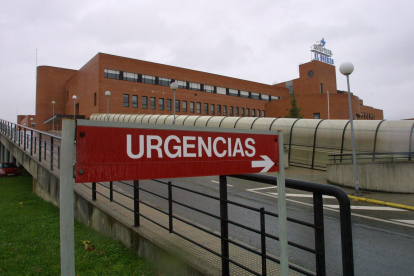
xmin=92 ymin=182 xmax=96 ymax=201
xmin=313 ymin=192 xmax=326 ymax=276
xmin=50 ymin=137 xmax=54 ymax=171
xmin=219 ymin=175 xmax=229 ymax=276
xmin=339 ymin=197 xmax=355 ymax=276
xmin=109 ymin=181 xmax=113 ymax=201
xmin=44 ymin=140 xmax=46 ymax=160
xmin=134 ymin=180 xmax=140 ymax=227
xmin=23 ymin=128 xmax=26 ymax=151
xmin=58 ymin=146 xmax=60 ymax=169
xmin=260 ymin=207 xmax=267 ymax=276
xmin=38 ymin=133 xmax=42 ymax=162
xmin=30 ymin=130 xmax=33 ymax=156
xmin=168 ymin=181 xmax=173 ymax=233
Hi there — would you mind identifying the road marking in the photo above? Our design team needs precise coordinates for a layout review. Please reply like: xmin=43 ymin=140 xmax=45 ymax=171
xmin=391 ymin=220 xmax=414 ymax=225
xmin=246 ymin=186 xmax=276 ymax=191
xmin=324 ymin=205 xmax=407 ymax=211
xmin=269 ymin=193 xmax=335 ymax=199
xmin=211 ymin=180 xmax=233 ymax=187
xmin=246 ymin=186 xmax=414 ymax=229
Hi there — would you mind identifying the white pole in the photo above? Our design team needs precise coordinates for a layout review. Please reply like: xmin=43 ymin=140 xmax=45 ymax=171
xmin=60 ymin=119 xmax=76 ymax=276
xmin=277 ymin=130 xmax=289 ymax=276
xmin=327 ymin=90 xmax=330 ymax=119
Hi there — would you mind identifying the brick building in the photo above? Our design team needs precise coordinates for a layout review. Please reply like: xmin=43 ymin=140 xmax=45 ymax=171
xmin=21 ymin=52 xmax=383 ymax=131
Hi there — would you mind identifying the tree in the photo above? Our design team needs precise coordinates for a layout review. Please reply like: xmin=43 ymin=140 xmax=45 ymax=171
xmin=285 ymin=92 xmax=303 ymax=118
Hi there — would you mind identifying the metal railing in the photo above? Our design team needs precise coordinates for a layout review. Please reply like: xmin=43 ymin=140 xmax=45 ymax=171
xmin=0 ymin=120 xmax=62 ymax=171
xmin=330 ymin=152 xmax=414 ymax=163
xmin=83 ymin=174 xmax=354 ymax=276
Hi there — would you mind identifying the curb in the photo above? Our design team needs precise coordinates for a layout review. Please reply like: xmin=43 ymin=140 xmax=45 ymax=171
xmin=348 ymin=195 xmax=414 ymax=211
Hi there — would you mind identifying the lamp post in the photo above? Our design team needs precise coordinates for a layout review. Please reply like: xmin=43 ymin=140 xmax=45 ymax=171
xmin=52 ymin=101 xmax=55 ymax=131
xmin=105 ymin=91 xmax=111 ymax=121
xmin=339 ymin=61 xmax=361 ymax=196
xmin=72 ymin=95 xmax=77 ymax=119
xmin=170 ymin=82 xmax=178 ymax=125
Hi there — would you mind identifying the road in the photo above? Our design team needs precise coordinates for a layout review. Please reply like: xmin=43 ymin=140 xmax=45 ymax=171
xmin=115 ymin=175 xmax=414 ymax=276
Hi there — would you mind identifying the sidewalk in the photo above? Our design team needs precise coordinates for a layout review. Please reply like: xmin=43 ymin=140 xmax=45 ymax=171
xmin=279 ymin=166 xmax=414 ymax=211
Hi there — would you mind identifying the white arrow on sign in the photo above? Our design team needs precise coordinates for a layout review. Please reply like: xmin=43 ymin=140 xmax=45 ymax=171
xmin=251 ymin=155 xmax=275 ymax=173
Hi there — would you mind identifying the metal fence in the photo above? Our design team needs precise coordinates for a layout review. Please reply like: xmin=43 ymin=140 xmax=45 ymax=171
xmin=82 ymin=175 xmax=354 ymax=276
xmin=0 ymin=120 xmax=62 ymax=171
xmin=0 ymin=119 xmax=354 ymax=276
xmin=330 ymin=152 xmax=414 ymax=163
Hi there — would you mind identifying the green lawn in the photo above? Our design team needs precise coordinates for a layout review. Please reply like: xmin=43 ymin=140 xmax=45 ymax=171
xmin=0 ymin=176 xmax=159 ymax=275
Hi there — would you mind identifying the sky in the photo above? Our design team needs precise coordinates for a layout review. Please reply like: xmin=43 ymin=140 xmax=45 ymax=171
xmin=1 ymin=0 xmax=413 ymax=123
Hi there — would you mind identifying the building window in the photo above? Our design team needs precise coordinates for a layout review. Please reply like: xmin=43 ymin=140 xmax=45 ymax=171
xmin=229 ymin=89 xmax=238 ymax=96
xmin=159 ymin=77 xmax=171 ymax=86
xmin=94 ymin=93 xmax=97 ymax=106
xmin=262 ymin=110 xmax=265 ymax=117
xmin=320 ymin=83 xmax=323 ymax=94
xmin=183 ymin=101 xmax=187 ymax=112
xmin=261 ymin=94 xmax=270 ymax=101
xmin=142 ymin=96 xmax=148 ymax=109
xmin=175 ymin=100 xmax=180 ymax=112
xmin=235 ymin=107 xmax=239 ymax=116
xmin=204 ymin=85 xmax=214 ymax=93
xmin=223 ymin=105 xmax=227 ymax=116
xmin=204 ymin=103 xmax=208 ymax=114
xmin=124 ymin=72 xmax=138 ymax=82
xmin=104 ymin=69 xmax=120 ymax=79
xmin=257 ymin=109 xmax=260 ymax=117
xmin=308 ymin=70 xmax=314 ymax=78
xmin=197 ymin=102 xmax=201 ymax=114
xmin=167 ymin=99 xmax=171 ymax=111
xmin=216 ymin=87 xmax=226 ymax=95
xmin=123 ymin=94 xmax=129 ymax=107
xmin=142 ymin=75 xmax=156 ymax=84
xmin=189 ymin=82 xmax=200 ymax=91
xmin=230 ymin=106 xmax=233 ymax=116
xmin=314 ymin=113 xmax=320 ymax=119
xmin=251 ymin=92 xmax=260 ymax=99
xmin=150 ymin=97 xmax=156 ymax=110
xmin=159 ymin=98 xmax=164 ymax=110
xmin=177 ymin=80 xmax=186 ymax=89
xmin=210 ymin=104 xmax=215 ymax=115
xmin=270 ymin=96 xmax=279 ymax=101
xmin=132 ymin=95 xmax=138 ymax=108
xmin=241 ymin=107 xmax=244 ymax=117
xmin=190 ymin=101 xmax=194 ymax=113
xmin=246 ymin=108 xmax=250 ymax=116
xmin=240 ymin=91 xmax=249 ymax=98
xmin=217 ymin=105 xmax=221 ymax=116
xmin=31 ymin=123 xmax=36 ymax=127
xmin=252 ymin=109 xmax=255 ymax=117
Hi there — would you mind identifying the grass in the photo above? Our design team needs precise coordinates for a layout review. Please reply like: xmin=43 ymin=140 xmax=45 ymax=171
xmin=0 ymin=176 xmax=159 ymax=275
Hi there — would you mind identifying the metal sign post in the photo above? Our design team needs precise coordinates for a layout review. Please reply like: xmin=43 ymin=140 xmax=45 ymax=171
xmin=277 ymin=130 xmax=288 ymax=276
xmin=60 ymin=119 xmax=76 ymax=276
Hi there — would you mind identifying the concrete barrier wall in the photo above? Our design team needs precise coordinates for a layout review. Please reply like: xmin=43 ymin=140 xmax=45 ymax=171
xmin=327 ymin=161 xmax=414 ymax=193
xmin=0 ymin=134 xmax=212 ymax=275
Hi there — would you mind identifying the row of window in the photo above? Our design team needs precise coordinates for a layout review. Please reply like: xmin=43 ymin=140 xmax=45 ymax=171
xmin=104 ymin=69 xmax=279 ymax=101
xmin=122 ymin=94 xmax=265 ymax=117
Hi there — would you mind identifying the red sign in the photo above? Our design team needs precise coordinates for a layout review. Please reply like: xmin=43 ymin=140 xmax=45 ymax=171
xmin=75 ymin=125 xmax=279 ymax=183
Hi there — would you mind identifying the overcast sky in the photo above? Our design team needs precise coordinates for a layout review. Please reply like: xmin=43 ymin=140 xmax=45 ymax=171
xmin=1 ymin=0 xmax=413 ymax=123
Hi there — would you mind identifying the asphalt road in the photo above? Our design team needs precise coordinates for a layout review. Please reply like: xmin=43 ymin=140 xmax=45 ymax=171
xmin=115 ymin=175 xmax=414 ymax=275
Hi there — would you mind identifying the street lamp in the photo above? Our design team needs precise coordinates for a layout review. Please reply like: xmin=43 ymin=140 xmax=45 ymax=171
xmin=51 ymin=101 xmax=55 ymax=131
xmin=105 ymin=91 xmax=111 ymax=121
xmin=339 ymin=61 xmax=361 ymax=196
xmin=170 ymin=82 xmax=178 ymax=125
xmin=72 ymin=95 xmax=77 ymax=119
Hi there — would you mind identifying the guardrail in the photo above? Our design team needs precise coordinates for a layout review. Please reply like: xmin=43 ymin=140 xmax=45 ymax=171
xmin=83 ymin=175 xmax=354 ymax=276
xmin=330 ymin=152 xmax=414 ymax=163
xmin=0 ymin=120 xmax=62 ymax=171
